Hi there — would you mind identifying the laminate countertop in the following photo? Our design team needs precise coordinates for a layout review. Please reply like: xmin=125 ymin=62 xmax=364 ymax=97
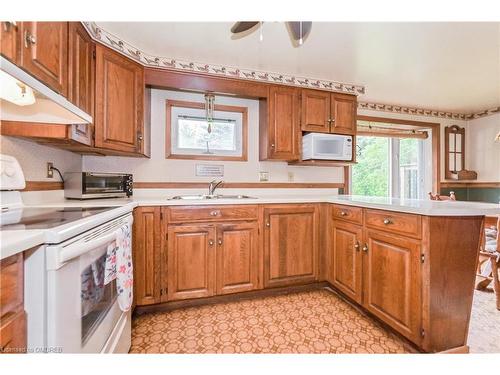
xmin=2 ymin=193 xmax=499 ymax=259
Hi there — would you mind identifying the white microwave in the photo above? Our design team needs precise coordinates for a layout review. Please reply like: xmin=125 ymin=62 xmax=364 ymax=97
xmin=302 ymin=133 xmax=353 ymax=161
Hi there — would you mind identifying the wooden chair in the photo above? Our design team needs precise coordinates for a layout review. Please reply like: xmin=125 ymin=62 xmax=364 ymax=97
xmin=428 ymin=191 xmax=456 ymax=201
xmin=476 ymin=215 xmax=500 ymax=311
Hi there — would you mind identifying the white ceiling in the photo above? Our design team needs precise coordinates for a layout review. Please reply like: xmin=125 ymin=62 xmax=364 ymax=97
xmin=97 ymin=22 xmax=500 ymax=113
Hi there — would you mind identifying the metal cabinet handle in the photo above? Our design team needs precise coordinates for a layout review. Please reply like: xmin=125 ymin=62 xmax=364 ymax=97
xmin=271 ymin=143 xmax=275 ymax=148
xmin=218 ymin=239 xmax=223 ymax=246
xmin=208 ymin=240 xmax=214 ymax=246
xmin=137 ymin=133 xmax=143 ymax=141
xmin=210 ymin=210 xmax=219 ymax=217
xmin=265 ymin=222 xmax=270 ymax=227
xmin=362 ymin=244 xmax=368 ymax=252
xmin=383 ymin=218 xmax=392 ymax=225
xmin=3 ymin=21 xmax=17 ymax=32
xmin=354 ymin=241 xmax=360 ymax=251
xmin=340 ymin=211 xmax=347 ymax=216
xmin=24 ymin=30 xmax=36 ymax=48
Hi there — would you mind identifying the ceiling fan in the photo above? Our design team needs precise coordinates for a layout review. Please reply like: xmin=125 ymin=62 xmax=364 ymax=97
xmin=230 ymin=21 xmax=312 ymax=46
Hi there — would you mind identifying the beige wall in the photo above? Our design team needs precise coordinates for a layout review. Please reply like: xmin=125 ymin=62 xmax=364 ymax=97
xmin=0 ymin=135 xmax=81 ymax=182
xmin=466 ymin=113 xmax=500 ymax=182
xmin=82 ymin=89 xmax=344 ymax=183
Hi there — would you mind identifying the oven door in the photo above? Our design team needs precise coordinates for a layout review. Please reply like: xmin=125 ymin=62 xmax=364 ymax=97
xmin=82 ymin=173 xmax=127 ymax=196
xmin=45 ymin=214 xmax=132 ymax=353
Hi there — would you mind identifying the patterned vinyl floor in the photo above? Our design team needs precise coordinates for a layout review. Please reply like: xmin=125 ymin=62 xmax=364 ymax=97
xmin=130 ymin=288 xmax=500 ymax=354
xmin=130 ymin=288 xmax=416 ymax=354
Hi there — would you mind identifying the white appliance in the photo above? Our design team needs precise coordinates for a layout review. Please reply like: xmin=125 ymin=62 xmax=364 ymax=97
xmin=302 ymin=133 xmax=353 ymax=161
xmin=0 ymin=154 xmax=133 ymax=353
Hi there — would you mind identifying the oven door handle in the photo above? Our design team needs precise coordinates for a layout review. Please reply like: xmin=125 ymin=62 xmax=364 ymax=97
xmin=58 ymin=217 xmax=133 ymax=264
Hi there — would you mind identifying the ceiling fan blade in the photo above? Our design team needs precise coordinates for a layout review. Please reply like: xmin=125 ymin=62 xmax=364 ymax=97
xmin=287 ymin=21 xmax=312 ymax=40
xmin=230 ymin=22 xmax=260 ymax=34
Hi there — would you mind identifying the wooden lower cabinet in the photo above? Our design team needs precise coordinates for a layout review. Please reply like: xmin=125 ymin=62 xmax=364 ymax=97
xmin=216 ymin=222 xmax=260 ymax=295
xmin=329 ymin=220 xmax=363 ymax=304
xmin=133 ymin=207 xmax=162 ymax=306
xmin=0 ymin=253 xmax=26 ymax=354
xmin=166 ymin=224 xmax=216 ymax=301
xmin=264 ymin=205 xmax=319 ymax=287
xmin=363 ymin=229 xmax=422 ymax=343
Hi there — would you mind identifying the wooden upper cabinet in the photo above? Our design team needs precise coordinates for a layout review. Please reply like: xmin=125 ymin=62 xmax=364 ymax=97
xmin=260 ymin=85 xmax=300 ymax=161
xmin=216 ymin=222 xmax=260 ymax=295
xmin=67 ymin=22 xmax=95 ymax=146
xmin=133 ymin=207 xmax=161 ymax=306
xmin=363 ymin=229 xmax=422 ymax=343
xmin=167 ymin=224 xmax=216 ymax=301
xmin=263 ymin=205 xmax=319 ymax=287
xmin=301 ymin=89 xmax=331 ymax=133
xmin=0 ymin=22 xmax=20 ymax=64
xmin=330 ymin=220 xmax=363 ymax=304
xmin=94 ymin=44 xmax=145 ymax=154
xmin=19 ymin=22 xmax=68 ymax=95
xmin=300 ymin=89 xmax=357 ymax=135
xmin=68 ymin=22 xmax=94 ymax=116
xmin=331 ymin=93 xmax=356 ymax=135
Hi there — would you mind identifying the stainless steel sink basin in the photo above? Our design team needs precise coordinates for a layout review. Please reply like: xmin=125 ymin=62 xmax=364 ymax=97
xmin=168 ymin=194 xmax=256 ymax=200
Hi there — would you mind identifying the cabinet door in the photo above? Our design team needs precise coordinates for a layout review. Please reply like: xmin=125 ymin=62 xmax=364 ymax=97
xmin=68 ymin=23 xmax=94 ymax=115
xmin=264 ymin=205 xmax=319 ymax=287
xmin=19 ymin=22 xmax=68 ymax=95
xmin=265 ymin=85 xmax=300 ymax=160
xmin=301 ymin=89 xmax=331 ymax=133
xmin=331 ymin=93 xmax=356 ymax=135
xmin=0 ymin=21 xmax=20 ymax=63
xmin=363 ymin=229 xmax=422 ymax=343
xmin=133 ymin=207 xmax=161 ymax=306
xmin=330 ymin=221 xmax=363 ymax=303
xmin=216 ymin=222 xmax=260 ymax=295
xmin=94 ymin=44 xmax=144 ymax=154
xmin=167 ymin=224 xmax=216 ymax=301
xmin=0 ymin=311 xmax=26 ymax=354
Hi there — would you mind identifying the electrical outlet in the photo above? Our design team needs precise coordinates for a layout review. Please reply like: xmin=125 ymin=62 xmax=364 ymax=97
xmin=47 ymin=162 xmax=54 ymax=178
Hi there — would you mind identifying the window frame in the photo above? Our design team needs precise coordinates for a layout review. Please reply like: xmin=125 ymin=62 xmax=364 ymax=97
xmin=165 ymin=99 xmax=248 ymax=161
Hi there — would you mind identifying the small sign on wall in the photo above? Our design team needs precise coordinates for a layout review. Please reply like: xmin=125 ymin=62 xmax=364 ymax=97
xmin=195 ymin=164 xmax=224 ymax=177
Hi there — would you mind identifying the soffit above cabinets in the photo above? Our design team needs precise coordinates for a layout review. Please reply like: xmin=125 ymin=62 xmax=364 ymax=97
xmin=93 ymin=21 xmax=499 ymax=114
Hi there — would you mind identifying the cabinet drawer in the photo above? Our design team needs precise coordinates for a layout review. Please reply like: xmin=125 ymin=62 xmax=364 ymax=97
xmin=168 ymin=205 xmax=258 ymax=223
xmin=332 ymin=204 xmax=363 ymax=224
xmin=0 ymin=253 xmax=23 ymax=319
xmin=365 ymin=209 xmax=421 ymax=239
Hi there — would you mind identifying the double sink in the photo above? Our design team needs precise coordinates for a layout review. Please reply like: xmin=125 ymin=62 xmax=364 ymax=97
xmin=169 ymin=194 xmax=257 ymax=201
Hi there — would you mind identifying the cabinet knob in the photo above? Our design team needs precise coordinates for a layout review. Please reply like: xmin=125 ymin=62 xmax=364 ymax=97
xmin=218 ymin=239 xmax=223 ymax=246
xmin=340 ymin=211 xmax=347 ymax=216
xmin=354 ymin=241 xmax=360 ymax=251
xmin=24 ymin=31 xmax=36 ymax=48
xmin=208 ymin=240 xmax=214 ymax=246
xmin=362 ymin=244 xmax=368 ymax=252
xmin=266 ymin=222 xmax=270 ymax=227
xmin=210 ymin=210 xmax=219 ymax=216
xmin=383 ymin=218 xmax=392 ymax=225
xmin=137 ymin=134 xmax=143 ymax=141
xmin=271 ymin=143 xmax=275 ymax=148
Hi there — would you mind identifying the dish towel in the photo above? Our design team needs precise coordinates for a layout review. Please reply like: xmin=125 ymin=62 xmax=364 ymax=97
xmin=104 ymin=222 xmax=134 ymax=312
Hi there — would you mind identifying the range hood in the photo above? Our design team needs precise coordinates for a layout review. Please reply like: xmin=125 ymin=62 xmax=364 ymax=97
xmin=0 ymin=56 xmax=92 ymax=125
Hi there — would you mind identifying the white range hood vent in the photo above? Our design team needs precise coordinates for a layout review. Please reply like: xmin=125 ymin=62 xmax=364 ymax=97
xmin=0 ymin=56 xmax=92 ymax=125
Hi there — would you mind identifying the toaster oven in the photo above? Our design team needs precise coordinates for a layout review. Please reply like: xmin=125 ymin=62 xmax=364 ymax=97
xmin=64 ymin=172 xmax=133 ymax=200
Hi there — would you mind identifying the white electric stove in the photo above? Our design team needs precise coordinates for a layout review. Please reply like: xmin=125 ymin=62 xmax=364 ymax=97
xmin=0 ymin=154 xmax=134 ymax=353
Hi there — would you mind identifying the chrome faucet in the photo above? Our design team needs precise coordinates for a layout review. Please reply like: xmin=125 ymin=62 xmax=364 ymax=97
xmin=208 ymin=179 xmax=224 ymax=196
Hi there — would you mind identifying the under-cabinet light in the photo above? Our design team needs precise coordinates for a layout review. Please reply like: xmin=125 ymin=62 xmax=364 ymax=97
xmin=0 ymin=70 xmax=36 ymax=106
